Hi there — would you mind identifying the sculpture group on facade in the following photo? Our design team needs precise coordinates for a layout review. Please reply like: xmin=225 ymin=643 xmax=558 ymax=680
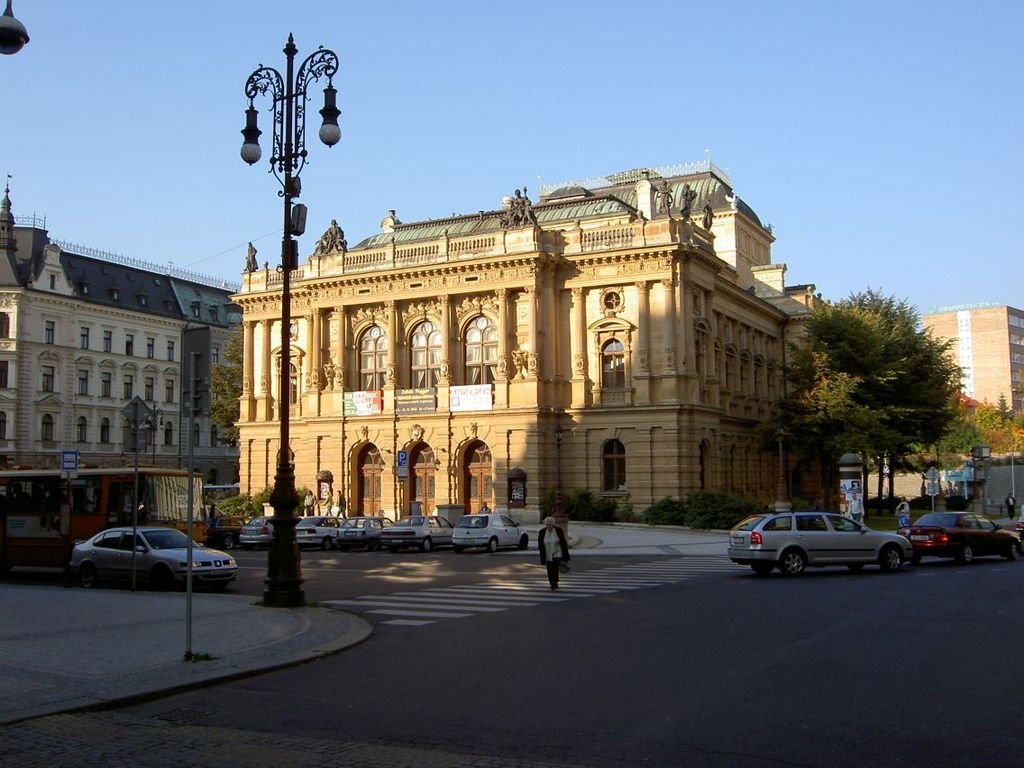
xmin=501 ymin=188 xmax=537 ymax=228
xmin=313 ymin=219 xmax=347 ymax=256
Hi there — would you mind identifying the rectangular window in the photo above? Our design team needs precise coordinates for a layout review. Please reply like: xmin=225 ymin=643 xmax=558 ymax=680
xmin=80 ymin=327 xmax=90 ymax=349
xmin=44 ymin=320 xmax=55 ymax=345
xmin=103 ymin=330 xmax=112 ymax=352
xmin=212 ymin=346 xmax=220 ymax=364
xmin=101 ymin=371 xmax=112 ymax=398
xmin=167 ymin=340 xmax=175 ymax=361
xmin=77 ymin=369 xmax=89 ymax=396
xmin=165 ymin=380 xmax=174 ymax=403
xmin=0 ymin=361 xmax=7 ymax=388
xmin=123 ymin=375 xmax=133 ymax=399
xmin=146 ymin=337 xmax=155 ymax=358
xmin=125 ymin=334 xmax=134 ymax=356
xmin=144 ymin=377 xmax=154 ymax=401
xmin=42 ymin=366 xmax=55 ymax=392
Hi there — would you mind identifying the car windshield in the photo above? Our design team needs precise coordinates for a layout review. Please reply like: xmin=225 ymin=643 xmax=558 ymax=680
xmin=141 ymin=528 xmax=190 ymax=550
xmin=734 ymin=515 xmax=768 ymax=531
xmin=396 ymin=517 xmax=425 ymax=527
xmin=457 ymin=516 xmax=488 ymax=528
xmin=342 ymin=519 xmax=366 ymax=529
xmin=914 ymin=513 xmax=960 ymax=527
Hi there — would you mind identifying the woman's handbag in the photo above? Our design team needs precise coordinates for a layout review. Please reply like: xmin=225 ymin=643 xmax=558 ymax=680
xmin=558 ymin=560 xmax=570 ymax=574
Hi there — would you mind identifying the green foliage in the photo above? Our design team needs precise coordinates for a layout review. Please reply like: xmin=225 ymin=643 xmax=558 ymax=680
xmin=208 ymin=325 xmax=243 ymax=445
xmin=215 ymin=493 xmax=256 ymax=517
xmin=641 ymin=492 xmax=766 ymax=530
xmin=540 ymin=488 xmax=620 ymax=522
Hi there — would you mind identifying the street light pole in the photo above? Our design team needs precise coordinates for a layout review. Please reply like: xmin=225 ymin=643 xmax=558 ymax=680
xmin=554 ymin=423 xmax=567 ymax=531
xmin=774 ymin=424 xmax=790 ymax=512
xmin=241 ymin=35 xmax=340 ymax=608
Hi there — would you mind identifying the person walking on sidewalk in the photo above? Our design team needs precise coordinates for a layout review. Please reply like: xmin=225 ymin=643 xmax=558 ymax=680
xmin=538 ymin=516 xmax=570 ymax=590
xmin=1006 ymin=493 xmax=1017 ymax=519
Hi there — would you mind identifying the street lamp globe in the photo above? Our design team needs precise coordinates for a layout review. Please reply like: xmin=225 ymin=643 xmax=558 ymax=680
xmin=0 ymin=0 xmax=30 ymax=55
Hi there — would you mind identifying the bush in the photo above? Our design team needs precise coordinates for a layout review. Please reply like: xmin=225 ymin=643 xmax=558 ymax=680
xmin=641 ymin=492 xmax=767 ymax=530
xmin=643 ymin=497 xmax=687 ymax=526
xmin=539 ymin=488 xmax=620 ymax=522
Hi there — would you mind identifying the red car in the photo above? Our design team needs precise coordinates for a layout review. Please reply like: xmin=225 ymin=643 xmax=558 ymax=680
xmin=898 ymin=512 xmax=1021 ymax=564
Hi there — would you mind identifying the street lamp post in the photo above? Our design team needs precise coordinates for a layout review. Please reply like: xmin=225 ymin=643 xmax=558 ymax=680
xmin=240 ymin=35 xmax=341 ymax=608
xmin=554 ymin=423 xmax=567 ymax=531
xmin=774 ymin=425 xmax=790 ymax=512
xmin=0 ymin=1 xmax=29 ymax=55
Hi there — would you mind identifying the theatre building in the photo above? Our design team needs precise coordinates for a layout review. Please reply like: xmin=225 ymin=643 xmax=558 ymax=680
xmin=233 ymin=162 xmax=817 ymax=520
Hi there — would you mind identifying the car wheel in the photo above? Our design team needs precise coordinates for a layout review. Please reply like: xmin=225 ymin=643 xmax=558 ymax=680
xmin=150 ymin=564 xmax=174 ymax=591
xmin=420 ymin=537 xmax=433 ymax=553
xmin=956 ymin=543 xmax=974 ymax=564
xmin=1005 ymin=544 xmax=1019 ymax=561
xmin=778 ymin=548 xmax=807 ymax=576
xmin=221 ymin=536 xmax=235 ymax=551
xmin=321 ymin=536 xmax=333 ymax=550
xmin=518 ymin=534 xmax=529 ymax=550
xmin=847 ymin=563 xmax=865 ymax=573
xmin=487 ymin=537 xmax=498 ymax=553
xmin=879 ymin=545 xmax=903 ymax=572
xmin=911 ymin=551 xmax=922 ymax=565
xmin=79 ymin=562 xmax=99 ymax=589
xmin=750 ymin=562 xmax=774 ymax=576
xmin=453 ymin=545 xmax=464 ymax=553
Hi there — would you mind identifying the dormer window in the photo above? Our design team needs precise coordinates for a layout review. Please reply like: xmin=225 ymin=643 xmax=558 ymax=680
xmin=109 ymin=288 xmax=120 ymax=301
xmin=49 ymin=274 xmax=56 ymax=290
xmin=79 ymin=282 xmax=90 ymax=295
xmin=209 ymin=306 xmax=219 ymax=322
xmin=191 ymin=301 xmax=201 ymax=318
xmin=138 ymin=294 xmax=147 ymax=307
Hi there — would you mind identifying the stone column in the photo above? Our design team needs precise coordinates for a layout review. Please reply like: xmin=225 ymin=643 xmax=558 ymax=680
xmin=242 ymin=320 xmax=255 ymax=420
xmin=570 ymin=287 xmax=587 ymax=408
xmin=526 ymin=286 xmax=539 ymax=378
xmin=661 ymin=278 xmax=677 ymax=375
xmin=259 ymin=318 xmax=273 ymax=421
xmin=634 ymin=281 xmax=651 ymax=405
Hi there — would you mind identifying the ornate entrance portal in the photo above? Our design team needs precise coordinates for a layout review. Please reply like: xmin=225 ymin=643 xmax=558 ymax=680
xmin=357 ymin=445 xmax=383 ymax=516
xmin=465 ymin=442 xmax=493 ymax=513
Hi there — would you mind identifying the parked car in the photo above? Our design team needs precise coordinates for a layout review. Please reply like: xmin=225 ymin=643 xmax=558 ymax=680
xmin=295 ymin=516 xmax=343 ymax=550
xmin=380 ymin=515 xmax=455 ymax=552
xmin=239 ymin=516 xmax=275 ymax=549
xmin=204 ymin=515 xmax=249 ymax=551
xmin=728 ymin=511 xmax=913 ymax=576
xmin=68 ymin=526 xmax=236 ymax=590
xmin=453 ymin=513 xmax=530 ymax=553
xmin=898 ymin=511 xmax=1021 ymax=564
xmin=336 ymin=516 xmax=394 ymax=551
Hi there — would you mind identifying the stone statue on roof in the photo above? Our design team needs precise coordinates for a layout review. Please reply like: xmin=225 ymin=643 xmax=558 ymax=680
xmin=501 ymin=187 xmax=537 ymax=228
xmin=313 ymin=219 xmax=347 ymax=256
xmin=679 ymin=184 xmax=697 ymax=217
xmin=702 ymin=202 xmax=714 ymax=230
xmin=658 ymin=181 xmax=674 ymax=216
xmin=245 ymin=242 xmax=258 ymax=272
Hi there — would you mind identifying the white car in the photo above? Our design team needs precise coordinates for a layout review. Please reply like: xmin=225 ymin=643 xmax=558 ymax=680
xmin=453 ymin=513 xmax=530 ymax=553
xmin=69 ymin=526 xmax=236 ymax=590
xmin=295 ymin=515 xmax=343 ymax=550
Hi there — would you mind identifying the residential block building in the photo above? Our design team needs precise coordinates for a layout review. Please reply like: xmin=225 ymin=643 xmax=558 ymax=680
xmin=923 ymin=304 xmax=1024 ymax=413
xmin=0 ymin=185 xmax=241 ymax=483
xmin=235 ymin=162 xmax=819 ymax=520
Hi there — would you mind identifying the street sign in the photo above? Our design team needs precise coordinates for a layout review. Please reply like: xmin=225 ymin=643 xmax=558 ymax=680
xmin=925 ymin=466 xmax=940 ymax=497
xmin=396 ymin=450 xmax=409 ymax=479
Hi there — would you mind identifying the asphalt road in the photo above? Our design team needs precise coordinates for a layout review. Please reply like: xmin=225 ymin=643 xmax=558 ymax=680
xmin=120 ymin=552 xmax=1024 ymax=767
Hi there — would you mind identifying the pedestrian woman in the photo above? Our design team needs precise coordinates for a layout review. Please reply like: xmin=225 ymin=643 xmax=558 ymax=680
xmin=538 ymin=516 xmax=570 ymax=590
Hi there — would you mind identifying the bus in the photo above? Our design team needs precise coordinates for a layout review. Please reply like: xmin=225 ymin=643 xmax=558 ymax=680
xmin=0 ymin=467 xmax=205 ymax=572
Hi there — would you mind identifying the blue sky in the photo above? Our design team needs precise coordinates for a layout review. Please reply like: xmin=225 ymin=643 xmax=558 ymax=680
xmin=3 ymin=0 xmax=1021 ymax=315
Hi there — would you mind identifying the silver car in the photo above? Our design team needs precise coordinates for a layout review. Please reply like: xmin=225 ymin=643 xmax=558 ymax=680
xmin=453 ymin=513 xmax=530 ymax=553
xmin=728 ymin=511 xmax=912 ymax=576
xmin=380 ymin=515 xmax=454 ymax=552
xmin=239 ymin=516 xmax=275 ymax=549
xmin=336 ymin=516 xmax=394 ymax=551
xmin=69 ymin=526 xmax=237 ymax=590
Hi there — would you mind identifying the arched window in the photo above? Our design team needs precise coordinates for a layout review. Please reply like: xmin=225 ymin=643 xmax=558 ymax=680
xmin=76 ymin=416 xmax=88 ymax=443
xmin=602 ymin=439 xmax=626 ymax=491
xmin=100 ymin=418 xmax=111 ymax=444
xmin=289 ymin=362 xmax=299 ymax=405
xmin=0 ymin=313 xmax=9 ymax=338
xmin=192 ymin=423 xmax=200 ymax=447
xmin=41 ymin=414 xmax=54 ymax=442
xmin=464 ymin=316 xmax=497 ymax=385
xmin=359 ymin=326 xmax=388 ymax=390
xmin=601 ymin=339 xmax=625 ymax=388
xmin=0 ymin=411 xmax=6 ymax=440
xmin=163 ymin=421 xmax=174 ymax=446
xmin=411 ymin=321 xmax=442 ymax=388
xmin=210 ymin=424 xmax=218 ymax=448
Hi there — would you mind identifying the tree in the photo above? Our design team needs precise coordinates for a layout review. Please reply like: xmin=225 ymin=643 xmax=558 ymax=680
xmin=209 ymin=325 xmax=243 ymax=445
xmin=782 ymin=290 xmax=962 ymax=509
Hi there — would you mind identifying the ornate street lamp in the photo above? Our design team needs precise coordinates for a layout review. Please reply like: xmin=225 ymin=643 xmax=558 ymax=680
xmin=0 ymin=1 xmax=29 ymax=55
xmin=774 ymin=423 xmax=790 ymax=512
xmin=554 ymin=423 xmax=567 ymax=531
xmin=240 ymin=35 xmax=340 ymax=607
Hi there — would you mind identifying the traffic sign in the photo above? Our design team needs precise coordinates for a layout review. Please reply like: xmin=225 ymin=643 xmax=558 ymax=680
xmin=396 ymin=450 xmax=409 ymax=479
xmin=61 ymin=450 xmax=78 ymax=471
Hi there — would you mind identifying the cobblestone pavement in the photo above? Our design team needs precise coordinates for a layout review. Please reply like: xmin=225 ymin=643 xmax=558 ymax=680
xmin=0 ymin=712 xmax=594 ymax=768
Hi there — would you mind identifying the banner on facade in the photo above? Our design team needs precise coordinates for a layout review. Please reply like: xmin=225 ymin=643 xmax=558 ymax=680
xmin=450 ymin=384 xmax=493 ymax=412
xmin=344 ymin=390 xmax=383 ymax=416
xmin=396 ymin=388 xmax=437 ymax=415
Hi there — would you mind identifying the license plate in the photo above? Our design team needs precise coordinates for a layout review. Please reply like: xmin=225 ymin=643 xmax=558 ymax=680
xmin=910 ymin=534 xmax=929 ymax=541
xmin=731 ymin=535 xmax=745 ymax=545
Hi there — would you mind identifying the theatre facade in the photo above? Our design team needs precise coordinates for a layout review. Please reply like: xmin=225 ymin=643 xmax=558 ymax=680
xmin=233 ymin=162 xmax=817 ymax=521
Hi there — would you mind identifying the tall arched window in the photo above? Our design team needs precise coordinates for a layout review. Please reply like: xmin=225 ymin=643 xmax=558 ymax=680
xmin=411 ymin=321 xmax=442 ymax=388
xmin=0 ymin=411 xmax=7 ymax=440
xmin=192 ymin=423 xmax=200 ymax=447
xmin=76 ymin=416 xmax=88 ymax=443
xmin=41 ymin=414 xmax=54 ymax=442
xmin=0 ymin=313 xmax=9 ymax=338
xmin=601 ymin=339 xmax=625 ymax=388
xmin=602 ymin=439 xmax=626 ymax=491
xmin=210 ymin=424 xmax=218 ymax=448
xmin=100 ymin=418 xmax=111 ymax=443
xmin=163 ymin=421 xmax=173 ymax=446
xmin=359 ymin=326 xmax=388 ymax=390
xmin=464 ymin=316 xmax=497 ymax=385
